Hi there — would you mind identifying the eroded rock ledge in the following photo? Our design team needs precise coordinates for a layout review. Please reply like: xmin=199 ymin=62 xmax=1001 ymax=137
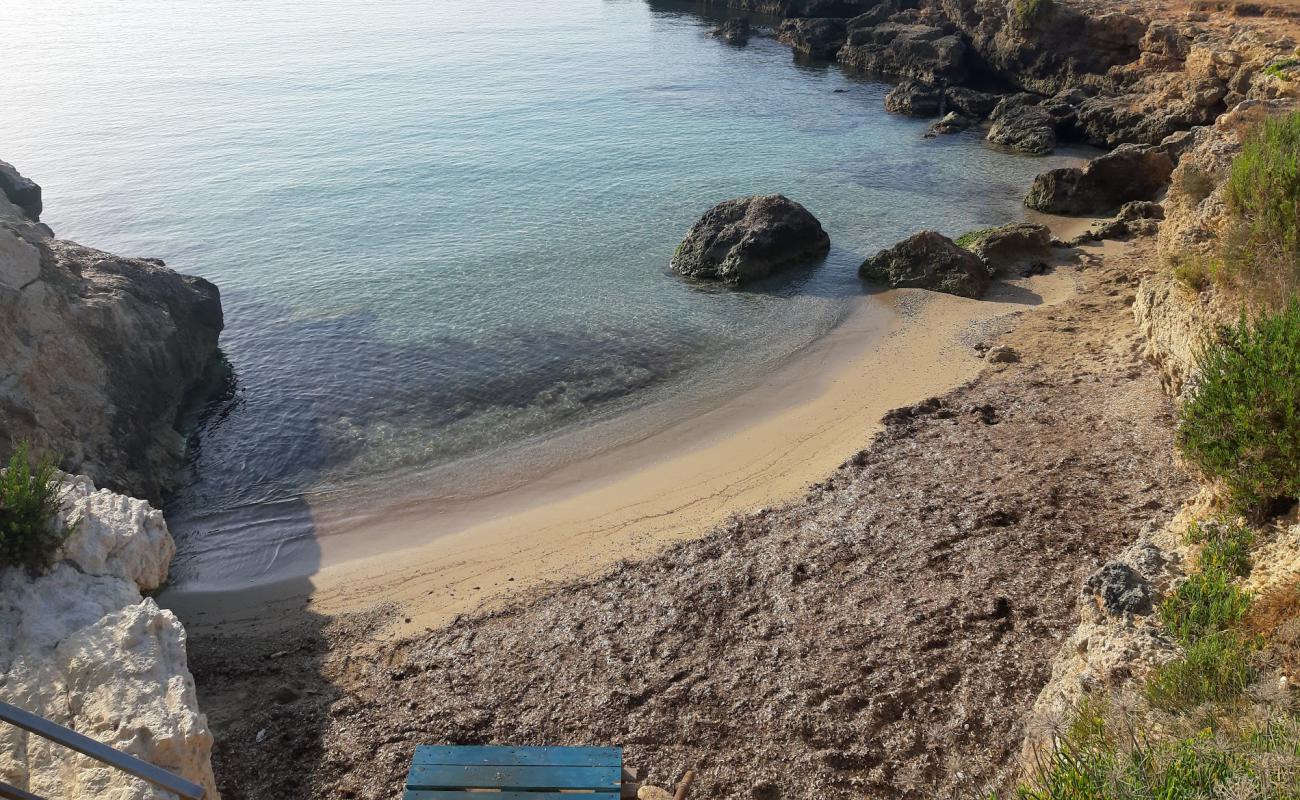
xmin=0 ymin=475 xmax=219 ymax=800
xmin=0 ymin=161 xmax=224 ymax=504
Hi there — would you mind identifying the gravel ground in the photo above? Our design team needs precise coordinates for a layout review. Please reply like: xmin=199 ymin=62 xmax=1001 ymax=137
xmin=190 ymin=240 xmax=1195 ymax=800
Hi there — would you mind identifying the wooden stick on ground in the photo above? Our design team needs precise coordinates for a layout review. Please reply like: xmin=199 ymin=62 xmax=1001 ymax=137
xmin=673 ymin=770 xmax=696 ymax=800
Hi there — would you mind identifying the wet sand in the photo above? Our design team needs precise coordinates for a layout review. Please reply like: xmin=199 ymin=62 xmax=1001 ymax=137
xmin=167 ymin=263 xmax=1081 ymax=638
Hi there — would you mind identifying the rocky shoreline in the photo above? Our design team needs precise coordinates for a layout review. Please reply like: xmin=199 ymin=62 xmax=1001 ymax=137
xmin=0 ymin=162 xmax=224 ymax=504
xmin=189 ymin=1 xmax=1300 ymax=797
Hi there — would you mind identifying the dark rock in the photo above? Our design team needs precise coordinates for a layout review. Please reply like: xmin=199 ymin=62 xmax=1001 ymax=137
xmin=986 ymin=345 xmax=1020 ymax=363
xmin=860 ymin=230 xmax=993 ymax=298
xmin=777 ymin=17 xmax=847 ymax=58
xmin=839 ymin=20 xmax=968 ymax=85
xmin=0 ymin=177 xmax=224 ymax=502
xmin=1117 ymin=200 xmax=1164 ymax=221
xmin=1084 ymin=562 xmax=1153 ymax=616
xmin=0 ymin=160 xmax=42 ymax=222
xmin=962 ymin=223 xmax=1052 ymax=275
xmin=672 ymin=194 xmax=830 ymax=286
xmin=943 ymin=86 xmax=1000 ymax=118
xmin=711 ymin=17 xmax=752 ymax=44
xmin=926 ymin=111 xmax=975 ymax=136
xmin=986 ymin=94 xmax=1058 ymax=155
xmin=1158 ymin=129 xmax=1197 ymax=162
xmin=884 ymin=79 xmax=942 ymax=116
xmin=1025 ymin=144 xmax=1175 ymax=216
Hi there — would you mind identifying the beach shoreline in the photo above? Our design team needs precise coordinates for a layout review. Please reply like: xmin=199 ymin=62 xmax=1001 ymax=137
xmin=165 ymin=256 xmax=1082 ymax=638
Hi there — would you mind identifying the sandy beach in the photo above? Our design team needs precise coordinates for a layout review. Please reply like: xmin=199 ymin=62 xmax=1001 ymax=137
xmin=166 ymin=260 xmax=1082 ymax=638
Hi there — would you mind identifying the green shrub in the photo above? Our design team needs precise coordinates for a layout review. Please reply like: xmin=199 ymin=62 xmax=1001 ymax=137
xmin=1219 ymin=111 xmax=1300 ymax=306
xmin=0 ymin=443 xmax=66 ymax=572
xmin=1177 ymin=301 xmax=1300 ymax=513
xmin=1145 ymin=631 xmax=1257 ymax=712
xmin=1185 ymin=519 xmax=1255 ymax=578
xmin=1263 ymin=58 xmax=1300 ymax=81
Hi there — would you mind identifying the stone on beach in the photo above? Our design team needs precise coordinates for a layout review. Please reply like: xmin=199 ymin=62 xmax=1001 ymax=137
xmin=860 ymin=230 xmax=993 ymax=298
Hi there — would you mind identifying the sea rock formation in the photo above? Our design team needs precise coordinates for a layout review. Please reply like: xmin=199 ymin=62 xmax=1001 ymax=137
xmin=1025 ymin=143 xmax=1174 ymax=215
xmin=986 ymin=94 xmax=1058 ymax=155
xmin=963 ymin=223 xmax=1053 ymax=275
xmin=860 ymin=229 xmax=992 ymax=297
xmin=777 ymin=17 xmax=847 ymax=57
xmin=0 ymin=474 xmax=219 ymax=800
xmin=884 ymin=78 xmax=942 ymax=116
xmin=710 ymin=16 xmax=752 ymax=44
xmin=0 ymin=161 xmax=224 ymax=503
xmin=839 ymin=18 xmax=968 ymax=85
xmin=671 ymin=194 xmax=830 ymax=286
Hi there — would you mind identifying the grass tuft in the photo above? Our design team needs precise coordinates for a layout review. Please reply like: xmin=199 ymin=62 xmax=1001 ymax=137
xmin=0 ymin=443 xmax=67 ymax=572
xmin=1145 ymin=631 xmax=1257 ymax=712
xmin=1185 ymin=519 xmax=1256 ymax=578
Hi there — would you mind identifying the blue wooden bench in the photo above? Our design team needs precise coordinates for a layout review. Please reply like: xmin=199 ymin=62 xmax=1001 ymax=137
xmin=403 ymin=745 xmax=624 ymax=799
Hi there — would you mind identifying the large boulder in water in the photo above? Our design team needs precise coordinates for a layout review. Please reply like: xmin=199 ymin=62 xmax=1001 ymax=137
xmin=671 ymin=194 xmax=830 ymax=286
xmin=860 ymin=230 xmax=992 ymax=298
xmin=1025 ymin=144 xmax=1175 ymax=216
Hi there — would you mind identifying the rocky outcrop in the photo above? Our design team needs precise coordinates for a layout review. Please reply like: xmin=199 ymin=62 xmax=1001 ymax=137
xmin=1025 ymin=143 xmax=1174 ymax=215
xmin=0 ymin=160 xmax=41 ymax=222
xmin=860 ymin=229 xmax=992 ymax=297
xmin=963 ymin=222 xmax=1052 ymax=275
xmin=884 ymin=78 xmax=942 ymax=115
xmin=839 ymin=17 xmax=968 ymax=85
xmin=671 ymin=194 xmax=830 ymax=286
xmin=986 ymin=94 xmax=1058 ymax=154
xmin=777 ymin=17 xmax=847 ymax=57
xmin=710 ymin=16 xmax=752 ymax=44
xmin=0 ymin=474 xmax=219 ymax=800
xmin=0 ymin=161 xmax=224 ymax=503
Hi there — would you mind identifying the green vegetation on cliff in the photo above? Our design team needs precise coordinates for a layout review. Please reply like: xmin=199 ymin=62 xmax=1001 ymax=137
xmin=1177 ymin=301 xmax=1300 ymax=514
xmin=0 ymin=443 xmax=66 ymax=571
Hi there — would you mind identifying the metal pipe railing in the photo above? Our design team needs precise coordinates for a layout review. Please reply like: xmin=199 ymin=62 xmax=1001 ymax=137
xmin=0 ymin=700 xmax=204 ymax=799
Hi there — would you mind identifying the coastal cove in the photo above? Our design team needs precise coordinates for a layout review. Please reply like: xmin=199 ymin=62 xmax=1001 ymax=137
xmin=0 ymin=0 xmax=1092 ymax=601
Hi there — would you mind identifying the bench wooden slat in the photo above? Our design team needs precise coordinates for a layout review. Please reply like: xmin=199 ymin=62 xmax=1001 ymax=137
xmin=406 ymin=765 xmax=622 ymax=792
xmin=403 ymin=792 xmax=615 ymax=800
xmin=413 ymin=745 xmax=622 ymax=767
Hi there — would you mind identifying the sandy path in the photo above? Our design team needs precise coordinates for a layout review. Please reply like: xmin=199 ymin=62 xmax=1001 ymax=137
xmin=169 ymin=265 xmax=1079 ymax=638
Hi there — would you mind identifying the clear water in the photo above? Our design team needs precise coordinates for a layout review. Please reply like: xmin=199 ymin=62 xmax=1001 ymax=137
xmin=1 ymin=0 xmax=1085 ymax=587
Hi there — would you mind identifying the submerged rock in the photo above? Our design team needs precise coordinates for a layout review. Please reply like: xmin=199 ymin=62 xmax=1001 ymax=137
xmin=926 ymin=111 xmax=976 ymax=136
xmin=0 ymin=159 xmax=224 ymax=502
xmin=1025 ymin=144 xmax=1175 ymax=216
xmin=860 ymin=230 xmax=992 ymax=298
xmin=672 ymin=194 xmax=830 ymax=286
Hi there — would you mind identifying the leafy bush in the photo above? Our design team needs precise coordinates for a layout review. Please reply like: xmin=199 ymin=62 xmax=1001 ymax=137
xmin=1218 ymin=111 xmax=1300 ymax=306
xmin=0 ymin=443 xmax=66 ymax=571
xmin=1262 ymin=58 xmax=1300 ymax=81
xmin=1177 ymin=301 xmax=1300 ymax=513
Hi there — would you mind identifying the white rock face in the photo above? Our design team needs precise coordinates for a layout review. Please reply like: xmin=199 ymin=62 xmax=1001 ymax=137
xmin=0 ymin=476 xmax=219 ymax=800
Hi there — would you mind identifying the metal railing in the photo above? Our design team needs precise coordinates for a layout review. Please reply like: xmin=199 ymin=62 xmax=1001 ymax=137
xmin=0 ymin=700 xmax=204 ymax=799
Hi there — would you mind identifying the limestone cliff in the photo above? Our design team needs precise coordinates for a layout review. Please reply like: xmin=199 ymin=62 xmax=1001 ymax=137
xmin=0 ymin=161 xmax=224 ymax=504
xmin=0 ymin=474 xmax=219 ymax=800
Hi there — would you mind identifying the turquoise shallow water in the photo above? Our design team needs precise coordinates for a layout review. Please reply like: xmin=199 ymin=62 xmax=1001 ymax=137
xmin=1 ymin=0 xmax=1086 ymax=587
